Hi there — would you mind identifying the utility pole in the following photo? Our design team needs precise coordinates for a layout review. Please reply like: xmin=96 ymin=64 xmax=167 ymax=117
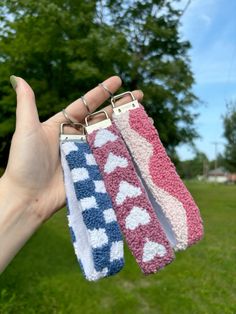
xmin=211 ymin=141 xmax=224 ymax=170
xmin=211 ymin=142 xmax=224 ymax=183
xmin=203 ymin=158 xmax=208 ymax=177
xmin=212 ymin=142 xmax=219 ymax=170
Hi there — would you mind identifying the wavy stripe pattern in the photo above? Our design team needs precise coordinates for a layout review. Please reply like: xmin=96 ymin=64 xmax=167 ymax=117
xmin=113 ymin=106 xmax=203 ymax=249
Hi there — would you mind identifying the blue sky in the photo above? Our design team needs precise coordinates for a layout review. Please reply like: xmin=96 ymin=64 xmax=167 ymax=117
xmin=176 ymin=0 xmax=236 ymax=160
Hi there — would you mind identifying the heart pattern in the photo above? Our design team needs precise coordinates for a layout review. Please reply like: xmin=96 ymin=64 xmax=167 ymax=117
xmin=94 ymin=129 xmax=118 ymax=148
xmin=87 ymin=124 xmax=174 ymax=274
xmin=143 ymin=240 xmax=167 ymax=262
xmin=116 ymin=181 xmax=141 ymax=205
xmin=125 ymin=206 xmax=150 ymax=230
xmin=104 ymin=152 xmax=128 ymax=174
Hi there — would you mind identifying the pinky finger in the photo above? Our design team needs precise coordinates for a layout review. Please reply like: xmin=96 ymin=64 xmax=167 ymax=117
xmin=85 ymin=90 xmax=144 ymax=124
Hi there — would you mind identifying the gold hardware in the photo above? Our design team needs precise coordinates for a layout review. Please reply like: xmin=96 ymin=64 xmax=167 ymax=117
xmin=85 ymin=110 xmax=112 ymax=134
xmin=111 ymin=91 xmax=139 ymax=115
xmin=60 ymin=123 xmax=86 ymax=141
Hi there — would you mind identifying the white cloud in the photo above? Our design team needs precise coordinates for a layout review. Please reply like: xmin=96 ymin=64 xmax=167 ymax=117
xmin=177 ymin=0 xmax=236 ymax=85
xmin=173 ymin=0 xmax=236 ymax=159
xmin=199 ymin=14 xmax=212 ymax=26
xmin=179 ymin=0 xmax=218 ymax=40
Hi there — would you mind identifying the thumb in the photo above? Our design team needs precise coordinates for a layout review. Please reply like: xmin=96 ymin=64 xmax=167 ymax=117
xmin=10 ymin=75 xmax=40 ymax=131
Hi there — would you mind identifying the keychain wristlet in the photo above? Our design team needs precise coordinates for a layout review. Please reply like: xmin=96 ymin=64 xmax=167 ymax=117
xmin=60 ymin=123 xmax=124 ymax=281
xmin=86 ymin=111 xmax=174 ymax=275
xmin=112 ymin=92 xmax=204 ymax=250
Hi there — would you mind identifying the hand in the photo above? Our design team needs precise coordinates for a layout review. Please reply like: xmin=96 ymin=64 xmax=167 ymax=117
xmin=1 ymin=75 xmax=144 ymax=222
xmin=0 ymin=75 xmax=144 ymax=273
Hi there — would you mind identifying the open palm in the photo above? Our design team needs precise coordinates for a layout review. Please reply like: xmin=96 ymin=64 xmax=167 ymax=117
xmin=3 ymin=76 xmax=143 ymax=222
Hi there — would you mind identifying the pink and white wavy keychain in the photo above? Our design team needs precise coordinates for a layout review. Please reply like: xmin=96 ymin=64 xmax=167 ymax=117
xmin=85 ymin=111 xmax=174 ymax=274
xmin=112 ymin=92 xmax=204 ymax=251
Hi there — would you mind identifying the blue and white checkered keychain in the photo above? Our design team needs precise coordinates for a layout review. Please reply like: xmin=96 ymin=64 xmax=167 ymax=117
xmin=60 ymin=122 xmax=124 ymax=281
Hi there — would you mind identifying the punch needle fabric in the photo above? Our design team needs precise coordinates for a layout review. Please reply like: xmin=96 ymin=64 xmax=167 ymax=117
xmin=60 ymin=139 xmax=124 ymax=281
xmin=87 ymin=123 xmax=174 ymax=274
xmin=113 ymin=104 xmax=204 ymax=251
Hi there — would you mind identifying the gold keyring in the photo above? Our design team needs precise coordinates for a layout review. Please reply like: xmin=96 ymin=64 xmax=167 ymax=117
xmin=98 ymin=83 xmax=113 ymax=97
xmin=111 ymin=91 xmax=136 ymax=108
xmin=85 ymin=110 xmax=109 ymax=126
xmin=62 ymin=109 xmax=77 ymax=125
xmin=60 ymin=122 xmax=85 ymax=136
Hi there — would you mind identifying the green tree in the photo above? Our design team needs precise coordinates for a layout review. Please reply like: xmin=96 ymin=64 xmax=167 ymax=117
xmin=223 ymin=103 xmax=236 ymax=171
xmin=177 ymin=151 xmax=209 ymax=179
xmin=208 ymin=153 xmax=228 ymax=171
xmin=0 ymin=0 xmax=198 ymax=167
xmin=105 ymin=0 xmax=198 ymax=154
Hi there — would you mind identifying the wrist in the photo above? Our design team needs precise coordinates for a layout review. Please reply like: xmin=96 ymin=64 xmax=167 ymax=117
xmin=0 ymin=176 xmax=43 ymax=273
xmin=0 ymin=173 xmax=45 ymax=223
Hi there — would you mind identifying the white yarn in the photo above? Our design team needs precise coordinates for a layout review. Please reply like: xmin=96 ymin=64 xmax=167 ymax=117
xmin=61 ymin=147 xmax=102 ymax=281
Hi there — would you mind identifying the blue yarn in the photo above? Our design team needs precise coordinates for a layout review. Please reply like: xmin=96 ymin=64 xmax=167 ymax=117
xmin=64 ymin=140 xmax=124 ymax=277
xmin=69 ymin=226 xmax=76 ymax=243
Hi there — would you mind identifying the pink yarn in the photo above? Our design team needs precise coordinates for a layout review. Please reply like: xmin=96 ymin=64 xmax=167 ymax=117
xmin=87 ymin=123 xmax=174 ymax=274
xmin=114 ymin=105 xmax=203 ymax=248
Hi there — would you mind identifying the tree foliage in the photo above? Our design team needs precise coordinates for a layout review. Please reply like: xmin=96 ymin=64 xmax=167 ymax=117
xmin=176 ymin=151 xmax=209 ymax=179
xmin=0 ymin=0 xmax=198 ymax=166
xmin=223 ymin=103 xmax=236 ymax=171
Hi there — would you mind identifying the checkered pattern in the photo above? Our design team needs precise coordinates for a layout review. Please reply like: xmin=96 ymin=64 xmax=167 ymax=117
xmin=60 ymin=139 xmax=124 ymax=281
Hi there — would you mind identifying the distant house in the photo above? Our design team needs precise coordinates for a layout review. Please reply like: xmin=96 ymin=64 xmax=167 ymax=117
xmin=207 ymin=167 xmax=228 ymax=183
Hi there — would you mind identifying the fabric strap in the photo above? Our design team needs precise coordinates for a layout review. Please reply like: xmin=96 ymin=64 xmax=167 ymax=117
xmin=60 ymin=139 xmax=124 ymax=281
xmin=87 ymin=123 xmax=174 ymax=274
xmin=113 ymin=105 xmax=204 ymax=250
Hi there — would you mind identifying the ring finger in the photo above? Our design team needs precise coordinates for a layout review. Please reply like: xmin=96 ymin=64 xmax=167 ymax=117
xmin=47 ymin=75 xmax=122 ymax=125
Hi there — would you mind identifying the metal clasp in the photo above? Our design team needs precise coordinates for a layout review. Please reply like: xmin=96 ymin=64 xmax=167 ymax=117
xmin=60 ymin=123 xmax=86 ymax=141
xmin=111 ymin=91 xmax=139 ymax=115
xmin=85 ymin=110 xmax=112 ymax=134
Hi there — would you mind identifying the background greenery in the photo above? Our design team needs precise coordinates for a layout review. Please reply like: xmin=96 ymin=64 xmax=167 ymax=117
xmin=0 ymin=182 xmax=235 ymax=314
xmin=1 ymin=1 xmax=235 ymax=313
xmin=0 ymin=0 xmax=198 ymax=167
xmin=223 ymin=103 xmax=236 ymax=171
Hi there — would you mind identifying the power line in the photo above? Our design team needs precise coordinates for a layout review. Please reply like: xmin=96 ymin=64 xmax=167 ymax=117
xmin=177 ymin=0 xmax=192 ymax=26
xmin=180 ymin=0 xmax=192 ymax=18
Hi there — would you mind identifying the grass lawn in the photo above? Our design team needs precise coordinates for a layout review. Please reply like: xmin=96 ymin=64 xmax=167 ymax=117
xmin=0 ymin=182 xmax=236 ymax=314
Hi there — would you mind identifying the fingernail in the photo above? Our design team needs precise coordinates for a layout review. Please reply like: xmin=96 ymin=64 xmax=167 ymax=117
xmin=10 ymin=75 xmax=17 ymax=90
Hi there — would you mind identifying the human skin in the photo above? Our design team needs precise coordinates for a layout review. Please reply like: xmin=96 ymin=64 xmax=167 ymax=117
xmin=0 ymin=75 xmax=143 ymax=273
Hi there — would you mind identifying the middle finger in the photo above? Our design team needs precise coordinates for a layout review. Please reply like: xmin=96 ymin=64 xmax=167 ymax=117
xmin=48 ymin=75 xmax=122 ymax=125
